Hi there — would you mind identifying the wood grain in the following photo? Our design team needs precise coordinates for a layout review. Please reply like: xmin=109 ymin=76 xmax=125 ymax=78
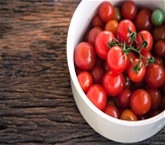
xmin=0 ymin=0 xmax=165 ymax=145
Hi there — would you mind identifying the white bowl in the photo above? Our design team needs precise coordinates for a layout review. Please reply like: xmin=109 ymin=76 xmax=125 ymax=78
xmin=67 ymin=0 xmax=165 ymax=143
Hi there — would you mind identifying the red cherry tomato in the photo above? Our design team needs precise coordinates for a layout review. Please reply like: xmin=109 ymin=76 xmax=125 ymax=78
xmin=136 ymin=30 xmax=153 ymax=53
xmin=78 ymin=71 xmax=93 ymax=93
xmin=86 ymin=84 xmax=107 ymax=111
xmin=88 ymin=27 xmax=102 ymax=46
xmin=99 ymin=1 xmax=114 ymax=22
xmin=141 ymin=51 xmax=152 ymax=65
xmin=95 ymin=31 xmax=115 ymax=60
xmin=90 ymin=65 xmax=104 ymax=84
xmin=127 ymin=58 xmax=146 ymax=82
xmin=103 ymin=105 xmax=120 ymax=118
xmin=91 ymin=15 xmax=104 ymax=28
xmin=102 ymin=71 xmax=125 ymax=96
xmin=152 ymin=24 xmax=165 ymax=41
xmin=120 ymin=109 xmax=137 ymax=121
xmin=118 ymin=88 xmax=131 ymax=109
xmin=121 ymin=0 xmax=137 ymax=20
xmin=145 ymin=64 xmax=165 ymax=88
xmin=134 ymin=8 xmax=153 ymax=32
xmin=124 ymin=74 xmax=133 ymax=90
xmin=147 ymin=88 xmax=161 ymax=110
xmin=154 ymin=40 xmax=165 ymax=58
xmin=107 ymin=46 xmax=127 ymax=73
xmin=130 ymin=89 xmax=151 ymax=115
xmin=74 ymin=42 xmax=96 ymax=70
xmin=116 ymin=19 xmax=136 ymax=46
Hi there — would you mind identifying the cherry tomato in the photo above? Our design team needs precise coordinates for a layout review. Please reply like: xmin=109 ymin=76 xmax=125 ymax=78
xmin=152 ymin=24 xmax=165 ymax=41
xmin=136 ymin=30 xmax=153 ymax=53
xmin=90 ymin=65 xmax=104 ymax=84
xmin=103 ymin=105 xmax=120 ymax=118
xmin=74 ymin=42 xmax=96 ymax=70
xmin=147 ymin=88 xmax=161 ymax=110
xmin=88 ymin=27 xmax=102 ymax=46
xmin=125 ymin=51 xmax=136 ymax=70
xmin=105 ymin=19 xmax=118 ymax=35
xmin=102 ymin=71 xmax=125 ymax=96
xmin=86 ymin=84 xmax=107 ymax=111
xmin=95 ymin=31 xmax=115 ymax=60
xmin=151 ymin=9 xmax=165 ymax=26
xmin=127 ymin=59 xmax=146 ymax=82
xmin=145 ymin=64 xmax=165 ymax=88
xmin=134 ymin=8 xmax=153 ymax=32
xmin=107 ymin=46 xmax=127 ymax=73
xmin=113 ymin=6 xmax=122 ymax=22
xmin=120 ymin=109 xmax=137 ymax=121
xmin=91 ymin=15 xmax=104 ymax=28
xmin=116 ymin=19 xmax=136 ymax=46
xmin=78 ymin=71 xmax=93 ymax=93
xmin=130 ymin=89 xmax=151 ymax=115
xmin=118 ymin=88 xmax=131 ymax=109
xmin=154 ymin=40 xmax=165 ymax=58
xmin=124 ymin=74 xmax=133 ymax=90
xmin=121 ymin=0 xmax=137 ymax=20
xmin=99 ymin=1 xmax=114 ymax=22
xmin=141 ymin=51 xmax=152 ymax=65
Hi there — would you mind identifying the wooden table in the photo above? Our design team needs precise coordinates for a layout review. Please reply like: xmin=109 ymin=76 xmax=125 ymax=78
xmin=0 ymin=0 xmax=165 ymax=144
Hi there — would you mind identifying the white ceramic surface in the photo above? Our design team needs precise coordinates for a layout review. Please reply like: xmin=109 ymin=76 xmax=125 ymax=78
xmin=67 ymin=0 xmax=165 ymax=143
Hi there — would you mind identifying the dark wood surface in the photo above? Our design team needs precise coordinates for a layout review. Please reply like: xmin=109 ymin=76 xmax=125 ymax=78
xmin=0 ymin=0 xmax=164 ymax=144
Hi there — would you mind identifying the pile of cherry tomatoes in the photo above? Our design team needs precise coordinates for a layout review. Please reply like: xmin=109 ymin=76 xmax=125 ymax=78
xmin=74 ymin=1 xmax=165 ymax=121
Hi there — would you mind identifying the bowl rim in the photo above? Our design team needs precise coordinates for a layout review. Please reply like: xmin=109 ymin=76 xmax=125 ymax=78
xmin=67 ymin=0 xmax=165 ymax=127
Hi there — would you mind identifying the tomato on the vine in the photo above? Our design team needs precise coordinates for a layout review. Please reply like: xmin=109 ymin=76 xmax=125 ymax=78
xmin=127 ymin=58 xmax=146 ymax=82
xmin=102 ymin=71 xmax=125 ymax=96
xmin=136 ymin=30 xmax=153 ymax=53
xmin=107 ymin=46 xmax=127 ymax=74
xmin=95 ymin=31 xmax=115 ymax=60
xmin=116 ymin=19 xmax=136 ymax=46
xmin=130 ymin=89 xmax=151 ymax=115
xmin=86 ymin=84 xmax=107 ymax=111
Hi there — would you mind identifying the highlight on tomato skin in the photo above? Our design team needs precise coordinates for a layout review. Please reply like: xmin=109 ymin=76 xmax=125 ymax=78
xmin=86 ymin=84 xmax=107 ymax=111
xmin=73 ymin=0 xmax=165 ymax=121
xmin=130 ymin=89 xmax=151 ymax=116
